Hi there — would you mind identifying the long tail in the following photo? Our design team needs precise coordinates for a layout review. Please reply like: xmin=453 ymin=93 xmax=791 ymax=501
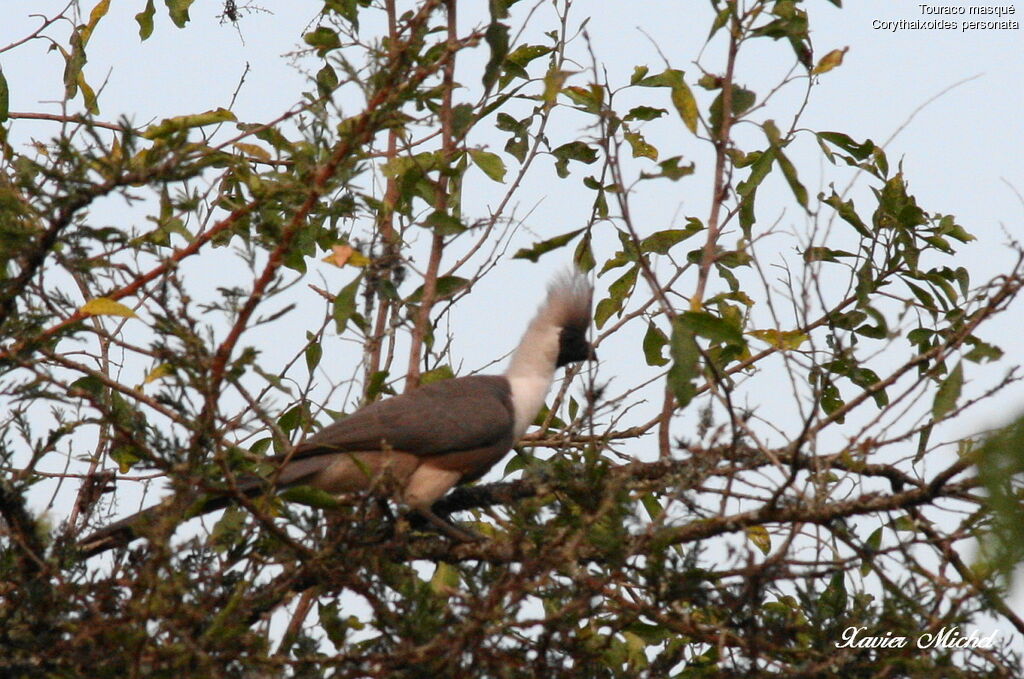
xmin=79 ymin=483 xmax=258 ymax=558
xmin=80 ymin=449 xmax=348 ymax=557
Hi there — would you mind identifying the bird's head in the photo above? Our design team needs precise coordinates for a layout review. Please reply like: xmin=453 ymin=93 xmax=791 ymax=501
xmin=543 ymin=270 xmax=596 ymax=368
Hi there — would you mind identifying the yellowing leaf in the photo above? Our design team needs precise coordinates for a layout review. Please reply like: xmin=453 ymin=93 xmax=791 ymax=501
xmin=80 ymin=0 xmax=112 ymax=46
xmin=749 ymin=329 xmax=808 ymax=350
xmin=624 ymin=131 xmax=658 ymax=160
xmin=746 ymin=526 xmax=771 ymax=555
xmin=812 ymin=47 xmax=849 ymax=75
xmin=671 ymin=82 xmax=699 ymax=134
xmin=430 ymin=562 xmax=460 ymax=597
xmin=322 ymin=244 xmax=370 ymax=268
xmin=233 ymin=142 xmax=271 ymax=162
xmin=143 ymin=363 xmax=173 ymax=384
xmin=78 ymin=73 xmax=99 ymax=115
xmin=542 ymin=68 xmax=572 ymax=108
xmin=80 ymin=298 xmax=137 ymax=319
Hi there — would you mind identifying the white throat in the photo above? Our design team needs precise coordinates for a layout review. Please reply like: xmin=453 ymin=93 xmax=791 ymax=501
xmin=505 ymin=321 xmax=560 ymax=438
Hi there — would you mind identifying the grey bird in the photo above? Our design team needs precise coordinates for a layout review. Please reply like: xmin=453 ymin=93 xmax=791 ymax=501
xmin=80 ymin=271 xmax=594 ymax=556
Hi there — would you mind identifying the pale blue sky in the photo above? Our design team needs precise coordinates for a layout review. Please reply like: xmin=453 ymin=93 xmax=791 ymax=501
xmin=3 ymin=0 xmax=1023 ymax=655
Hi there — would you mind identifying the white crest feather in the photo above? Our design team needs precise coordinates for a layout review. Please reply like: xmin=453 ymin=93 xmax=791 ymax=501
xmin=505 ymin=268 xmax=592 ymax=437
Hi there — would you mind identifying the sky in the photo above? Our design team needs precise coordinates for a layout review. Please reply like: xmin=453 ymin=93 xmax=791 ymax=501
xmin=3 ymin=0 xmax=1023 ymax=659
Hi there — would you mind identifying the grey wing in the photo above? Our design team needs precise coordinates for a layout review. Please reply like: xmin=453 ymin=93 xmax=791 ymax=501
xmin=287 ymin=375 xmax=514 ymax=460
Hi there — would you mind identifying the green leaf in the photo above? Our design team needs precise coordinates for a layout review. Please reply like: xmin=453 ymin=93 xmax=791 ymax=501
xmin=976 ymin=417 xmax=1024 ymax=581
xmin=135 ymin=0 xmax=156 ymax=39
xmin=776 ymin=147 xmax=807 ymax=208
xmin=594 ymin=266 xmax=638 ymax=329
xmin=890 ymin=514 xmax=917 ymax=532
xmin=305 ymin=339 xmax=323 ymax=374
xmin=482 ymin=21 xmax=510 ymax=89
xmin=110 ymin=446 xmax=140 ymax=474
xmin=364 ymin=370 xmax=391 ymax=401
xmin=630 ymin=66 xmax=649 ymax=85
xmin=406 ymin=276 xmax=470 ymax=303
xmin=280 ymin=485 xmax=341 ymax=510
xmin=635 ymin=68 xmax=684 ymax=89
xmin=600 ymin=229 xmax=642 ymax=274
xmin=304 ymin=26 xmax=341 ymax=55
xmin=821 ymin=191 xmax=871 ymax=237
xmin=70 ymin=375 xmax=105 ymax=397
xmin=452 ymin=105 xmax=473 ymax=137
xmin=817 ymin=131 xmax=874 ymax=161
xmin=495 ymin=112 xmax=524 ymax=133
xmin=819 ymin=376 xmax=845 ymax=423
xmin=574 ymin=232 xmax=596 ymax=272
xmin=420 ymin=365 xmax=455 ymax=385
xmin=469 ymin=149 xmax=507 ymax=182
xmin=316 ymin=64 xmax=339 ymax=98
xmin=430 ymin=562 xmax=461 ymax=596
xmin=328 ymin=0 xmax=362 ymax=27
xmin=640 ymin=156 xmax=695 ymax=182
xmin=63 ymin=31 xmax=86 ymax=99
xmin=708 ymin=86 xmax=756 ymax=133
xmin=819 ymin=571 xmax=847 ymax=618
xmin=936 ymin=215 xmax=975 ymax=244
xmin=424 ymin=211 xmax=466 ymax=235
xmin=505 ymin=44 xmax=552 ymax=70
xmin=142 ymin=108 xmax=238 ymax=139
xmin=278 ymin=403 xmax=307 ymax=433
xmin=643 ymin=322 xmax=669 ymax=367
xmin=0 ymin=70 xmax=8 ymax=122
xmin=803 ymin=246 xmax=855 ymax=263
xmin=866 ymin=526 xmax=883 ymax=552
xmin=667 ymin=316 xmax=700 ymax=409
xmin=512 ymin=227 xmax=586 ymax=262
xmin=763 ymin=120 xmax=808 ymax=209
xmin=737 ymin=149 xmax=775 ymax=198
xmin=639 ymin=224 xmax=702 ymax=254
xmin=552 ymin=141 xmax=598 ymax=178
xmin=333 ymin=275 xmax=361 ymax=333
xmin=640 ymin=493 xmax=663 ymax=520
xmin=932 ymin=361 xmax=963 ymax=421
xmin=708 ymin=5 xmax=732 ymax=39
xmin=166 ymin=0 xmax=194 ymax=28
xmin=964 ymin=336 xmax=1003 ymax=364
xmin=751 ymin=5 xmax=809 ymax=42
xmin=210 ymin=505 xmax=247 ymax=551
xmin=678 ymin=311 xmax=745 ymax=347
xmin=561 ymin=85 xmax=603 ymax=112
xmin=624 ymin=106 xmax=667 ymax=122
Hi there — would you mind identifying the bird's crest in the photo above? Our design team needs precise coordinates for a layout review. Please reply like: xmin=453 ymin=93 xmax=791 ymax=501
xmin=539 ymin=269 xmax=593 ymax=334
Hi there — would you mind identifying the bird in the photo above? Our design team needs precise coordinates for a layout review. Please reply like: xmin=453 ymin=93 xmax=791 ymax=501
xmin=80 ymin=269 xmax=594 ymax=556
